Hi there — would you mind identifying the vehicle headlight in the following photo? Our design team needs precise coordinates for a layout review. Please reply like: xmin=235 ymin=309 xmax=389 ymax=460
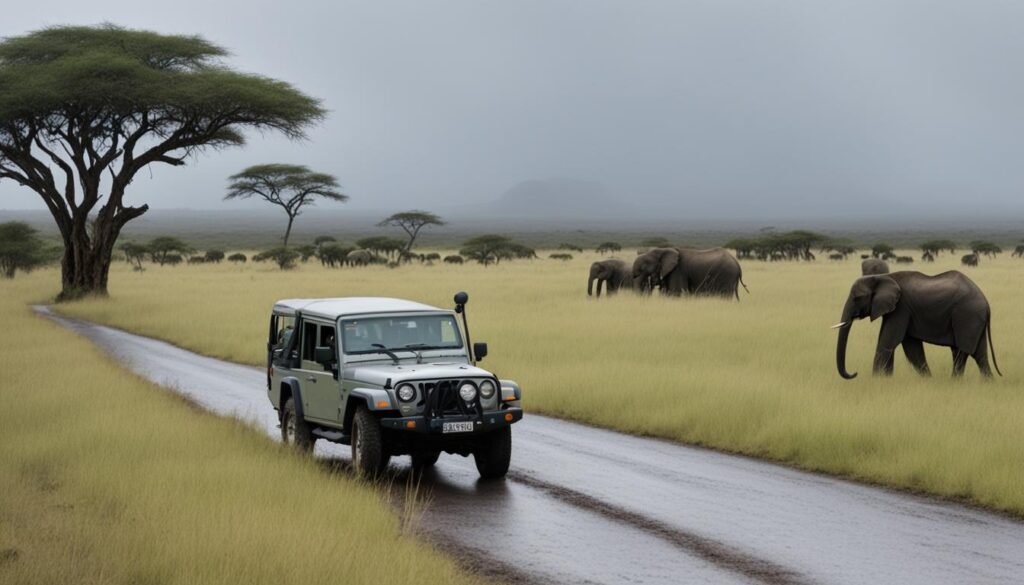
xmin=479 ymin=380 xmax=496 ymax=399
xmin=458 ymin=382 xmax=477 ymax=402
xmin=396 ymin=383 xmax=416 ymax=402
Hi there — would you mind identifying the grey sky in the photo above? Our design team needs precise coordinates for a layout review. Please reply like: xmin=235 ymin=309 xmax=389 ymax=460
xmin=2 ymin=0 xmax=1023 ymax=220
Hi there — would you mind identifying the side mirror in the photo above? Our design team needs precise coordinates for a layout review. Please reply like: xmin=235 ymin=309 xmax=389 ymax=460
xmin=473 ymin=342 xmax=488 ymax=362
xmin=314 ymin=346 xmax=335 ymax=367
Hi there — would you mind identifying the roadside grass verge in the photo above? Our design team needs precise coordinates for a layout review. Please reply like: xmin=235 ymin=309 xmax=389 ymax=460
xmin=0 ymin=274 xmax=475 ymax=585
xmin=53 ymin=251 xmax=1024 ymax=516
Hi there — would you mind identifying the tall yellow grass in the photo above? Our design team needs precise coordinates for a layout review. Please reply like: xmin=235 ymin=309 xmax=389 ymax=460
xmin=54 ymin=251 xmax=1024 ymax=515
xmin=0 ymin=274 xmax=475 ymax=585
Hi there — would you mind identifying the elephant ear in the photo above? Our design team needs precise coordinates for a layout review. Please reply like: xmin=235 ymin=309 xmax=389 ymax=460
xmin=659 ymin=249 xmax=680 ymax=279
xmin=869 ymin=276 xmax=901 ymax=321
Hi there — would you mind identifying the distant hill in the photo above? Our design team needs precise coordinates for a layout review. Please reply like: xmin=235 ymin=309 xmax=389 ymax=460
xmin=489 ymin=178 xmax=627 ymax=218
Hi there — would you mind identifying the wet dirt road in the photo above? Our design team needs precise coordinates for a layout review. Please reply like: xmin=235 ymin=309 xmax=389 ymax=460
xmin=39 ymin=307 xmax=1024 ymax=585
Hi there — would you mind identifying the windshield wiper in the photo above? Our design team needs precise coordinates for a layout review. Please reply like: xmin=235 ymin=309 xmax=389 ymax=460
xmin=370 ymin=344 xmax=401 ymax=364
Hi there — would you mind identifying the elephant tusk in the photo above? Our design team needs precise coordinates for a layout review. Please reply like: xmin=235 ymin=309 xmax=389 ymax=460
xmin=830 ymin=322 xmax=847 ymax=329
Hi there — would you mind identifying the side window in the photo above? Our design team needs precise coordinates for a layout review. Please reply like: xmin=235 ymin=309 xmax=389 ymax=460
xmin=319 ymin=326 xmax=336 ymax=352
xmin=273 ymin=315 xmax=296 ymax=350
xmin=301 ymin=322 xmax=319 ymax=363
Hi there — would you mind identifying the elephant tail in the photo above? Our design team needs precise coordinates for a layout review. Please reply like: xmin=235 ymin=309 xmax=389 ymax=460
xmin=737 ymin=276 xmax=750 ymax=300
xmin=987 ymin=315 xmax=1003 ymax=377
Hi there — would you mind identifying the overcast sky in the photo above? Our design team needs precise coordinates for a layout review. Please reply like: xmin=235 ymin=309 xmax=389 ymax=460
xmin=2 ymin=0 xmax=1023 ymax=220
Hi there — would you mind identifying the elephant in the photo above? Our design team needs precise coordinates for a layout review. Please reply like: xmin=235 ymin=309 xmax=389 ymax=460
xmin=833 ymin=271 xmax=1001 ymax=379
xmin=961 ymin=253 xmax=979 ymax=267
xmin=895 ymin=256 xmax=914 ymax=264
xmin=443 ymin=255 xmax=464 ymax=264
xmin=861 ymin=258 xmax=889 ymax=275
xmin=346 ymin=249 xmax=373 ymax=266
xmin=588 ymin=258 xmax=632 ymax=297
xmin=828 ymin=253 xmax=845 ymax=261
xmin=632 ymin=247 xmax=747 ymax=299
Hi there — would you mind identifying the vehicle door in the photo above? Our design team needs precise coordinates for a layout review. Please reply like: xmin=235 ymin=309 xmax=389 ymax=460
xmin=296 ymin=319 xmax=341 ymax=423
xmin=269 ymin=313 xmax=298 ymax=407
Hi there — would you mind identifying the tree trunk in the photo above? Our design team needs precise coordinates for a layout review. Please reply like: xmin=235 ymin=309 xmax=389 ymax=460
xmin=58 ymin=237 xmax=115 ymax=300
xmin=55 ymin=207 xmax=138 ymax=301
xmin=283 ymin=215 xmax=296 ymax=248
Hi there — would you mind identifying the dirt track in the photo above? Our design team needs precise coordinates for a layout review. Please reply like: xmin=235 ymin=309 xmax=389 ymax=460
xmin=39 ymin=307 xmax=1024 ymax=585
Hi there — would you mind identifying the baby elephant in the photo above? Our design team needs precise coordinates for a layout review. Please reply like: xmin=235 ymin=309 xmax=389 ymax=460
xmin=861 ymin=258 xmax=889 ymax=275
xmin=587 ymin=258 xmax=632 ymax=297
xmin=833 ymin=271 xmax=1001 ymax=378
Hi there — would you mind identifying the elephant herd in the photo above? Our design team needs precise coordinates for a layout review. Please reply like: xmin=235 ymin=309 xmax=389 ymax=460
xmin=587 ymin=247 xmax=748 ymax=300
xmin=589 ymin=247 xmax=1002 ymax=380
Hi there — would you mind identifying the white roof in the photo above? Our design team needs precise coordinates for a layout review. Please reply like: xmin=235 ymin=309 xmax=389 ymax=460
xmin=272 ymin=297 xmax=446 ymax=320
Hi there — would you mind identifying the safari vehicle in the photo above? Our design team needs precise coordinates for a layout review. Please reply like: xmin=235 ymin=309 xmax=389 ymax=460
xmin=266 ymin=292 xmax=523 ymax=478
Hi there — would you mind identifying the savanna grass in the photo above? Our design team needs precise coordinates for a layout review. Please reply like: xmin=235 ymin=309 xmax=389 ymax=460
xmin=0 ymin=274 xmax=475 ymax=585
xmin=54 ymin=251 xmax=1024 ymax=515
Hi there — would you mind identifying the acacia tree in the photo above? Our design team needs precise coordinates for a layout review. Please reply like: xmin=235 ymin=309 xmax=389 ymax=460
xmin=0 ymin=25 xmax=324 ymax=299
xmin=225 ymin=164 xmax=345 ymax=247
xmin=459 ymin=234 xmax=527 ymax=266
xmin=920 ymin=239 xmax=957 ymax=257
xmin=0 ymin=221 xmax=54 ymax=278
xmin=147 ymin=236 xmax=192 ymax=265
xmin=378 ymin=210 xmax=445 ymax=254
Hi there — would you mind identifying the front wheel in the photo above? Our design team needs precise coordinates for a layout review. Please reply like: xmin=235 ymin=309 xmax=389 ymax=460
xmin=281 ymin=398 xmax=315 ymax=453
xmin=411 ymin=449 xmax=440 ymax=471
xmin=352 ymin=406 xmax=390 ymax=477
xmin=473 ymin=426 xmax=512 ymax=479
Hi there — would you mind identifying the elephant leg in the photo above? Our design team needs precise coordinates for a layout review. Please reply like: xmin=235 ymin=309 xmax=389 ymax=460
xmin=901 ymin=338 xmax=931 ymax=376
xmin=971 ymin=340 xmax=994 ymax=378
xmin=872 ymin=348 xmax=895 ymax=375
xmin=951 ymin=348 xmax=969 ymax=377
xmin=872 ymin=317 xmax=905 ymax=376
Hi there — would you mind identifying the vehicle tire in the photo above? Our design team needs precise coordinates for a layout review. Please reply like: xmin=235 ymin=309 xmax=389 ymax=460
xmin=352 ymin=406 xmax=390 ymax=477
xmin=473 ymin=426 xmax=512 ymax=479
xmin=411 ymin=449 xmax=440 ymax=470
xmin=281 ymin=397 xmax=315 ymax=453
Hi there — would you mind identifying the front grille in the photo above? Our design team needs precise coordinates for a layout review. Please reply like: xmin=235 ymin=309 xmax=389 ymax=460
xmin=419 ymin=379 xmax=482 ymax=421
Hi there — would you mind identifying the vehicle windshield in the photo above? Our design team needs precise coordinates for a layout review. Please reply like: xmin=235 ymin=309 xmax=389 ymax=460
xmin=340 ymin=314 xmax=464 ymax=355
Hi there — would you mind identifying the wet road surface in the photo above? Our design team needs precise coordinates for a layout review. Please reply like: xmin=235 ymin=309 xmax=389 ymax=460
xmin=38 ymin=307 xmax=1024 ymax=585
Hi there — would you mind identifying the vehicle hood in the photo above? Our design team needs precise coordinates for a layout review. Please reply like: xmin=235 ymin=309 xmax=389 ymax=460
xmin=345 ymin=363 xmax=496 ymax=387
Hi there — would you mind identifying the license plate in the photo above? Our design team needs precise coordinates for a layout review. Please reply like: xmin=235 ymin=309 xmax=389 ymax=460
xmin=442 ymin=421 xmax=475 ymax=434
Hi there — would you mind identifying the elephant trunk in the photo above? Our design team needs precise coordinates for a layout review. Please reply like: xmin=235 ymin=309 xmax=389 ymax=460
xmin=587 ymin=272 xmax=596 ymax=296
xmin=835 ymin=301 xmax=858 ymax=380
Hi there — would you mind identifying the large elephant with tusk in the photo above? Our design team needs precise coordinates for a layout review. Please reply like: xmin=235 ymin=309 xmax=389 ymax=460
xmin=833 ymin=271 xmax=1001 ymax=379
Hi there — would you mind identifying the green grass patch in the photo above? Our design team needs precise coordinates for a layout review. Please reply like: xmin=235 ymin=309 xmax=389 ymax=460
xmin=0 ymin=274 xmax=475 ymax=585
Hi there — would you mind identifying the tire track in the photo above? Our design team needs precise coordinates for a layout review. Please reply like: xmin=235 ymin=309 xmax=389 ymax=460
xmin=509 ymin=471 xmax=813 ymax=585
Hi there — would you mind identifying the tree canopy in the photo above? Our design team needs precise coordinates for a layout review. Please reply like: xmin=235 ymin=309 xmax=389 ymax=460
xmin=920 ymin=239 xmax=957 ymax=255
xmin=356 ymin=236 xmax=405 ymax=258
xmin=724 ymin=230 xmax=827 ymax=261
xmin=970 ymin=240 xmax=1002 ymax=258
xmin=378 ymin=210 xmax=445 ymax=253
xmin=0 ymin=25 xmax=324 ymax=298
xmin=147 ymin=236 xmax=192 ymax=265
xmin=0 ymin=221 xmax=55 ymax=278
xmin=459 ymin=235 xmax=531 ymax=266
xmin=225 ymin=164 xmax=345 ymax=247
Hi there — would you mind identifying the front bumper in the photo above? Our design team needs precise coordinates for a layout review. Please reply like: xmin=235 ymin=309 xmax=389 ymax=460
xmin=380 ymin=407 xmax=523 ymax=434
